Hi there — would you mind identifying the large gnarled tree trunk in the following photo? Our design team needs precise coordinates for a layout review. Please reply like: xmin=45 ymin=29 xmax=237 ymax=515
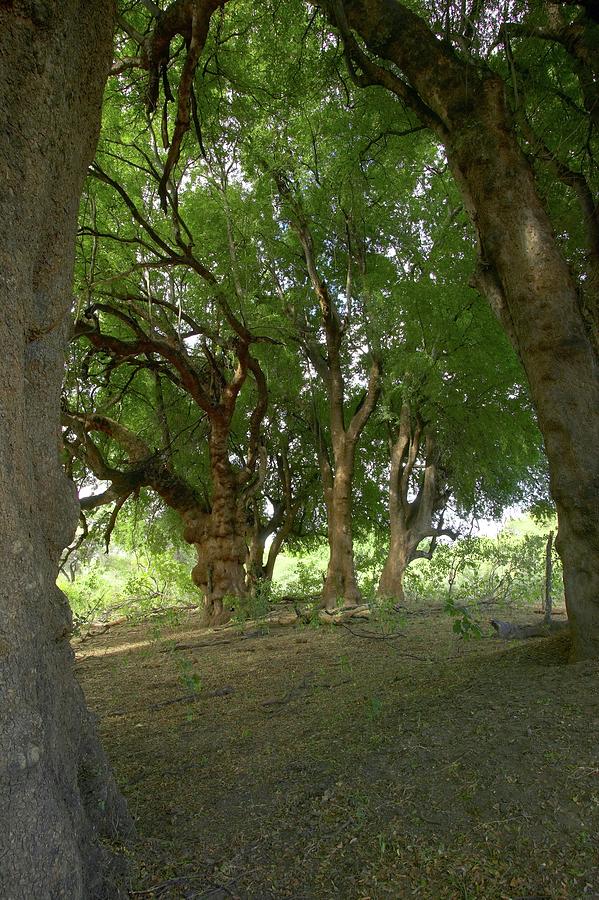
xmin=64 ymin=409 xmax=250 ymax=628
xmin=72 ymin=288 xmax=268 ymax=628
xmin=191 ymin=418 xmax=248 ymax=625
xmin=327 ymin=0 xmax=599 ymax=659
xmin=0 ymin=4 xmax=132 ymax=897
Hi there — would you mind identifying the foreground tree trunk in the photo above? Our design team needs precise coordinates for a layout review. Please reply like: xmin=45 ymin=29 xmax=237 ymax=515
xmin=329 ymin=0 xmax=599 ymax=659
xmin=0 ymin=4 xmax=132 ymax=897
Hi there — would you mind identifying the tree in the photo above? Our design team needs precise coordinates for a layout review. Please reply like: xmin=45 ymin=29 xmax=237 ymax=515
xmin=377 ymin=403 xmax=454 ymax=602
xmin=245 ymin=412 xmax=318 ymax=584
xmin=0 ymin=4 xmax=132 ymax=896
xmin=320 ymin=0 xmax=599 ymax=659
xmin=269 ymin=173 xmax=381 ymax=610
xmin=66 ymin=282 xmax=268 ymax=625
xmin=365 ymin=153 xmax=547 ymax=603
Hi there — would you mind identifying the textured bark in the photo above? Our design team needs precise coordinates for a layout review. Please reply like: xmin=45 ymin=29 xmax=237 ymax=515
xmin=544 ymin=530 xmax=555 ymax=626
xmin=0 ymin=3 xmax=132 ymax=898
xmin=190 ymin=420 xmax=247 ymax=626
xmin=377 ymin=541 xmax=410 ymax=603
xmin=321 ymin=453 xmax=363 ymax=610
xmin=377 ymin=406 xmax=452 ymax=602
xmin=331 ymin=0 xmax=599 ymax=659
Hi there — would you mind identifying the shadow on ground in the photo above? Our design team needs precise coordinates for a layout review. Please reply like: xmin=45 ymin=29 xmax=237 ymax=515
xmin=75 ymin=603 xmax=599 ymax=899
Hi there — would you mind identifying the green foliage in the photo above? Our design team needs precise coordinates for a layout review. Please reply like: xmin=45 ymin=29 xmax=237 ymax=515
xmin=59 ymin=540 xmax=194 ymax=631
xmin=282 ymin=556 xmax=327 ymax=598
xmin=64 ymin=0 xmax=583 ymax=627
xmin=233 ymin=580 xmax=273 ymax=625
xmin=403 ymin=520 xmax=562 ymax=610
xmin=59 ymin=564 xmax=110 ymax=629
xmin=444 ymin=598 xmax=483 ymax=640
xmin=175 ymin=656 xmax=203 ymax=695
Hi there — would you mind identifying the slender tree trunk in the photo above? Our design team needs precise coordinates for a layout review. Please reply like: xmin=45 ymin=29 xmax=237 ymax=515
xmin=544 ymin=530 xmax=555 ymax=625
xmin=337 ymin=0 xmax=599 ymax=659
xmin=377 ymin=404 xmax=412 ymax=602
xmin=245 ymin=524 xmax=268 ymax=586
xmin=264 ymin=511 xmax=297 ymax=580
xmin=265 ymin=535 xmax=283 ymax=581
xmin=377 ymin=407 xmax=446 ymax=602
xmin=0 ymin=4 xmax=132 ymax=897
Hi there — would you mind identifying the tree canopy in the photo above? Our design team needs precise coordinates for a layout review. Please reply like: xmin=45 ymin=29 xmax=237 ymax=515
xmin=58 ymin=0 xmax=598 ymax=650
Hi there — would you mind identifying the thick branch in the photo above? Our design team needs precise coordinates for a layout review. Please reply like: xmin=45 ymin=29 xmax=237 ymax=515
xmin=64 ymin=410 xmax=204 ymax=516
xmin=346 ymin=355 xmax=381 ymax=445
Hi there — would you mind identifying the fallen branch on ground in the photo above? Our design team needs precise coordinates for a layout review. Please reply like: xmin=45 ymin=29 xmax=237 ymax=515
xmin=339 ymin=622 xmax=405 ymax=641
xmin=490 ymin=619 xmax=569 ymax=640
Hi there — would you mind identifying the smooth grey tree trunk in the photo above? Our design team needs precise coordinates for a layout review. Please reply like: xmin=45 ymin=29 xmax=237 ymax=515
xmin=0 ymin=4 xmax=132 ymax=897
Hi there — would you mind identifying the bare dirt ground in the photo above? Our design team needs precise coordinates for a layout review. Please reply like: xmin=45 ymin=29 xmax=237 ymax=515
xmin=75 ymin=602 xmax=599 ymax=899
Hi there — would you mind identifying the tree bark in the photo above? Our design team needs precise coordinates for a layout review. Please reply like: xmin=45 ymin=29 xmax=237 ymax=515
xmin=191 ymin=419 xmax=247 ymax=626
xmin=377 ymin=535 xmax=411 ymax=603
xmin=544 ymin=530 xmax=555 ymax=625
xmin=321 ymin=448 xmax=363 ymax=610
xmin=331 ymin=0 xmax=599 ymax=659
xmin=246 ymin=522 xmax=269 ymax=585
xmin=0 ymin=3 xmax=132 ymax=897
xmin=377 ymin=405 xmax=451 ymax=602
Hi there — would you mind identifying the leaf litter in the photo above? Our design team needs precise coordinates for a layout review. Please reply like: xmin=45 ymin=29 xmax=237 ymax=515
xmin=75 ymin=602 xmax=599 ymax=899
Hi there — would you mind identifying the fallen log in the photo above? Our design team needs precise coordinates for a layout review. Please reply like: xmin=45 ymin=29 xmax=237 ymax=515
xmin=318 ymin=604 xmax=371 ymax=625
xmin=490 ymin=619 xmax=569 ymax=640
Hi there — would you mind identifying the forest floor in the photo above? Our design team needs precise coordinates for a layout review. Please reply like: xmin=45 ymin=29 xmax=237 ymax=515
xmin=75 ymin=600 xmax=599 ymax=900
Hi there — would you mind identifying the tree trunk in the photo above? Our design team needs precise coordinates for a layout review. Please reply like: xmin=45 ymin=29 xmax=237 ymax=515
xmin=444 ymin=82 xmax=599 ymax=660
xmin=377 ymin=407 xmax=448 ymax=602
xmin=321 ymin=460 xmax=362 ymax=611
xmin=0 ymin=4 xmax=132 ymax=898
xmin=337 ymin=0 xmax=599 ymax=659
xmin=377 ymin=532 xmax=411 ymax=603
xmin=245 ymin=523 xmax=268 ymax=586
xmin=544 ymin=530 xmax=555 ymax=626
xmin=192 ymin=421 xmax=247 ymax=626
xmin=264 ymin=518 xmax=294 ymax=580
